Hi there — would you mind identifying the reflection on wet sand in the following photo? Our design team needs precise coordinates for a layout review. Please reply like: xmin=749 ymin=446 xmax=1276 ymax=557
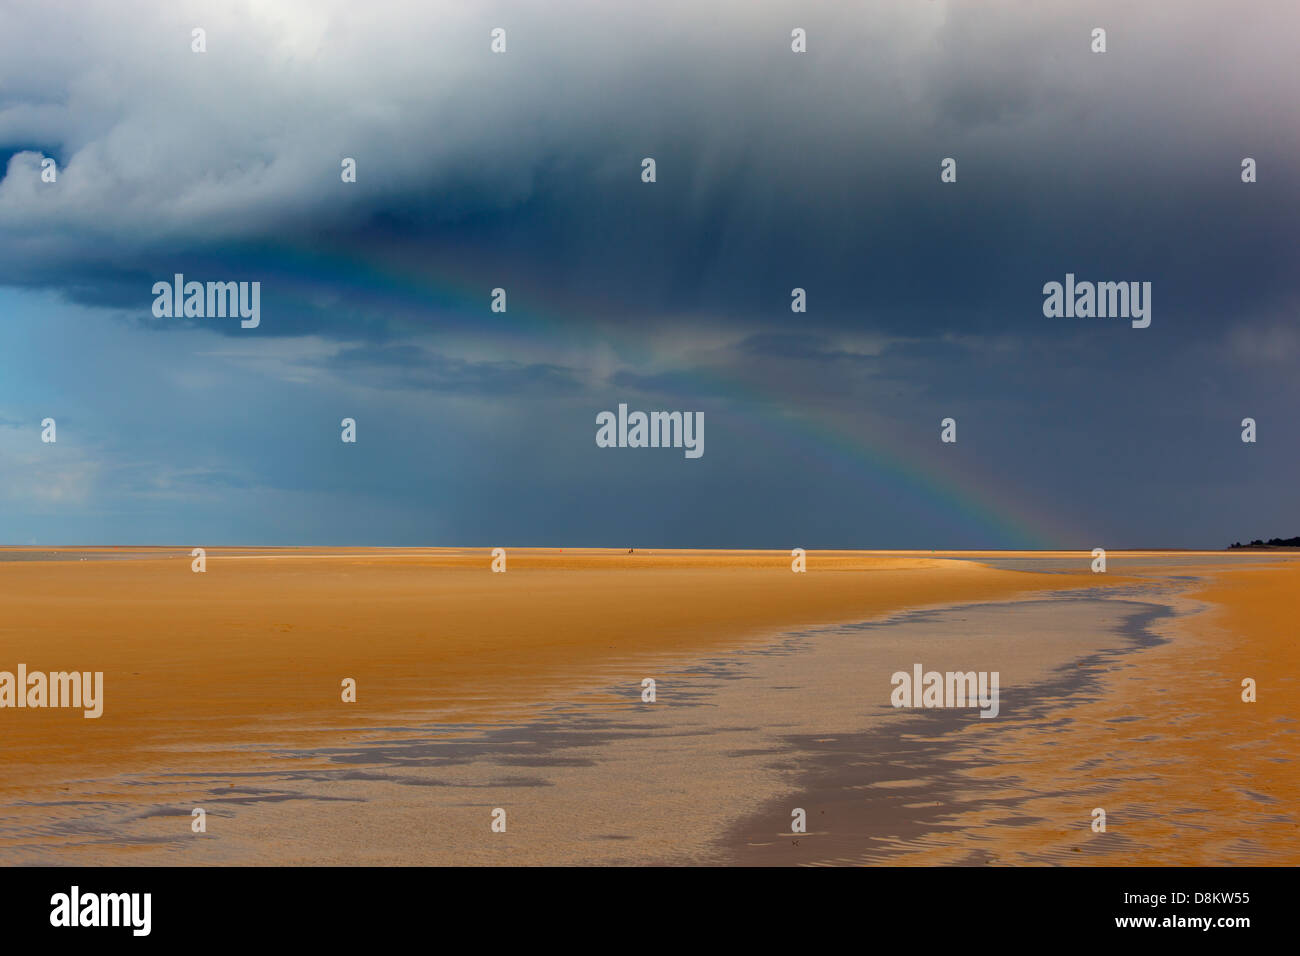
xmin=1 ymin=551 xmax=1295 ymax=865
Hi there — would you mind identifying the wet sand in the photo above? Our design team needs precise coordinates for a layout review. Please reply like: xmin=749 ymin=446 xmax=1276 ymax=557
xmin=0 ymin=548 xmax=1294 ymax=864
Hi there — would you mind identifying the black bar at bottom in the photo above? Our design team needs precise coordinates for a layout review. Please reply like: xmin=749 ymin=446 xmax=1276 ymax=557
xmin=0 ymin=865 xmax=1280 ymax=943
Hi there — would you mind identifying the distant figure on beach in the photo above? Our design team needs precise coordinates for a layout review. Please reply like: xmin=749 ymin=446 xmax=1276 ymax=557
xmin=628 ymin=548 xmax=634 ymax=554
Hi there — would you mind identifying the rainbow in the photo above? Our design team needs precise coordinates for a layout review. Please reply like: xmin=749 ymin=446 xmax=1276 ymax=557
xmin=205 ymin=238 xmax=1074 ymax=548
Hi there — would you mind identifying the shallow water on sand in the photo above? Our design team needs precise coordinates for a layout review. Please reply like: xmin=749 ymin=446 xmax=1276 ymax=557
xmin=1 ymin=582 xmax=1222 ymax=865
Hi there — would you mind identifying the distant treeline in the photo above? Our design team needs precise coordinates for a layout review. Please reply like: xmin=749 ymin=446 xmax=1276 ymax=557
xmin=1229 ymin=537 xmax=1300 ymax=549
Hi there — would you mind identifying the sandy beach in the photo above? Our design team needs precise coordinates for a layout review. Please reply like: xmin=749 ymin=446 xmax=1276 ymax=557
xmin=0 ymin=548 xmax=1295 ymax=865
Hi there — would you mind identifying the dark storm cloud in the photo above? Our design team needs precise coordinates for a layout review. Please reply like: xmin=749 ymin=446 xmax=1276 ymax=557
xmin=0 ymin=0 xmax=1294 ymax=346
xmin=0 ymin=1 xmax=1296 ymax=549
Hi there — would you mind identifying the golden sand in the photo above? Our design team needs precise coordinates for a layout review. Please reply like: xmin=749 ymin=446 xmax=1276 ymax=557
xmin=0 ymin=548 xmax=1294 ymax=864
xmin=0 ymin=548 xmax=1119 ymax=794
xmin=859 ymin=560 xmax=1300 ymax=865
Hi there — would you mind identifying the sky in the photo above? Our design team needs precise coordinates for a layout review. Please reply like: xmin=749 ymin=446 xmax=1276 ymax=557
xmin=0 ymin=0 xmax=1296 ymax=548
